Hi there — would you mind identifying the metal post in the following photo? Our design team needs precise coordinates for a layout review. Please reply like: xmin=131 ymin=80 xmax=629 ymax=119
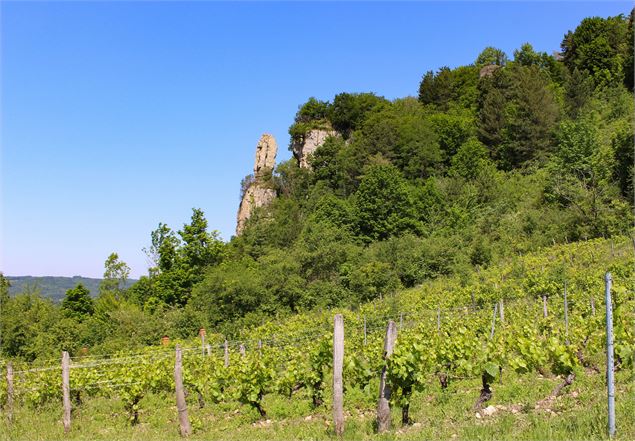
xmin=490 ymin=303 xmax=498 ymax=339
xmin=333 ymin=314 xmax=344 ymax=436
xmin=564 ymin=281 xmax=569 ymax=345
xmin=605 ymin=273 xmax=615 ymax=438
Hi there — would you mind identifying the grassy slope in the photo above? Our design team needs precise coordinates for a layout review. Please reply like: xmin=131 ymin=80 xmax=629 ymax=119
xmin=2 ymin=237 xmax=634 ymax=440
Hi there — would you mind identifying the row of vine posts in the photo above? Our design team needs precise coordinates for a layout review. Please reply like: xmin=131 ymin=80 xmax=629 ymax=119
xmin=1 ymin=272 xmax=620 ymax=438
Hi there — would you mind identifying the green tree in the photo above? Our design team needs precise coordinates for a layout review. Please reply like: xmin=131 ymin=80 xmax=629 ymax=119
xmin=478 ymin=65 xmax=560 ymax=169
xmin=476 ymin=47 xmax=508 ymax=66
xmin=330 ymin=92 xmax=387 ymax=138
xmin=545 ymin=119 xmax=631 ymax=237
xmin=353 ymin=163 xmax=420 ymax=241
xmin=178 ymin=208 xmax=225 ymax=270
xmin=100 ymin=252 xmax=131 ymax=297
xmin=61 ymin=283 xmax=94 ymax=320
xmin=561 ymin=14 xmax=630 ymax=87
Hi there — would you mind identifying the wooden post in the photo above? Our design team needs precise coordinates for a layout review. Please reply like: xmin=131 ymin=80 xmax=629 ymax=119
xmin=6 ymin=362 xmax=13 ymax=423
xmin=224 ymin=340 xmax=229 ymax=367
xmin=174 ymin=345 xmax=192 ymax=437
xmin=436 ymin=307 xmax=441 ymax=335
xmin=363 ymin=316 xmax=367 ymax=346
xmin=591 ymin=295 xmax=596 ymax=316
xmin=199 ymin=328 xmax=206 ymax=356
xmin=377 ymin=321 xmax=397 ymax=433
xmin=542 ymin=295 xmax=548 ymax=318
xmin=62 ymin=351 xmax=71 ymax=433
xmin=399 ymin=313 xmax=403 ymax=330
xmin=258 ymin=339 xmax=262 ymax=355
xmin=333 ymin=314 xmax=344 ymax=436
xmin=239 ymin=344 xmax=246 ymax=357
xmin=489 ymin=303 xmax=498 ymax=339
xmin=499 ymin=299 xmax=505 ymax=324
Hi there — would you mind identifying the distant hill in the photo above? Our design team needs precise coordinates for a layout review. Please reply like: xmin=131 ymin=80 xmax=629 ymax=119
xmin=6 ymin=276 xmax=137 ymax=303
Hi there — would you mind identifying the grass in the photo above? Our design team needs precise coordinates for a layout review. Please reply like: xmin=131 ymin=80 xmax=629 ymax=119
xmin=2 ymin=367 xmax=633 ymax=440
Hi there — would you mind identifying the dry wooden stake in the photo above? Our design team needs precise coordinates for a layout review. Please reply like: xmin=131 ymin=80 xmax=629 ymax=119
xmin=490 ymin=303 xmax=498 ymax=339
xmin=174 ymin=345 xmax=192 ymax=437
xmin=591 ymin=296 xmax=596 ymax=316
xmin=499 ymin=299 xmax=505 ymax=323
xmin=543 ymin=295 xmax=548 ymax=318
xmin=333 ymin=314 xmax=344 ymax=436
xmin=224 ymin=340 xmax=229 ymax=367
xmin=437 ymin=307 xmax=441 ymax=335
xmin=363 ymin=316 xmax=367 ymax=346
xmin=377 ymin=321 xmax=397 ymax=432
xmin=62 ymin=351 xmax=71 ymax=433
xmin=6 ymin=362 xmax=14 ymax=423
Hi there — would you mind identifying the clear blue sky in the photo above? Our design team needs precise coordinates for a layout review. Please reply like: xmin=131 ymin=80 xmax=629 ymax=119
xmin=1 ymin=1 xmax=631 ymax=279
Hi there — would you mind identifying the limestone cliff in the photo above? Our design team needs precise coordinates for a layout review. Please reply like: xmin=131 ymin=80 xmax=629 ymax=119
xmin=236 ymin=134 xmax=278 ymax=236
xmin=291 ymin=129 xmax=337 ymax=169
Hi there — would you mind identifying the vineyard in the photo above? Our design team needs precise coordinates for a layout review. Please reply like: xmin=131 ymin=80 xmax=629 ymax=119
xmin=1 ymin=237 xmax=634 ymax=440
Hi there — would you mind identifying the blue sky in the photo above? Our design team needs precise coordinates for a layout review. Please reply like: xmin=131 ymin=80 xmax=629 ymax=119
xmin=1 ymin=1 xmax=631 ymax=278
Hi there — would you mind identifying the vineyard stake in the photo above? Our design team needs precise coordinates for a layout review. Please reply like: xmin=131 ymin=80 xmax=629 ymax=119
xmin=377 ymin=320 xmax=397 ymax=433
xmin=564 ymin=282 xmax=569 ymax=345
xmin=258 ymin=339 xmax=262 ymax=355
xmin=224 ymin=340 xmax=229 ymax=367
xmin=499 ymin=299 xmax=505 ymax=324
xmin=333 ymin=314 xmax=344 ymax=436
xmin=6 ymin=362 xmax=13 ymax=423
xmin=604 ymin=273 xmax=616 ymax=438
xmin=62 ymin=351 xmax=71 ymax=433
xmin=363 ymin=316 xmax=367 ymax=346
xmin=542 ymin=295 xmax=548 ymax=318
xmin=591 ymin=295 xmax=596 ymax=316
xmin=437 ymin=307 xmax=441 ymax=335
xmin=174 ymin=345 xmax=192 ymax=437
xmin=489 ymin=303 xmax=498 ymax=339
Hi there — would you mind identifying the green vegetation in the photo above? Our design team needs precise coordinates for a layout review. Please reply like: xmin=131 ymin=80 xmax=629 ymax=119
xmin=1 ymin=238 xmax=633 ymax=440
xmin=1 ymin=11 xmax=634 ymax=440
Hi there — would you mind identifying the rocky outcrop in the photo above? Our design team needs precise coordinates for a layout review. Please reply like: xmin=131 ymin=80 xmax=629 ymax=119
xmin=292 ymin=129 xmax=337 ymax=169
xmin=254 ymin=134 xmax=277 ymax=175
xmin=236 ymin=134 xmax=278 ymax=236
xmin=479 ymin=64 xmax=500 ymax=78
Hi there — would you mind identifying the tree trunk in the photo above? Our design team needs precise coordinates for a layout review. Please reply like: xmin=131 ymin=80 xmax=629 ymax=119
xmin=473 ymin=373 xmax=492 ymax=410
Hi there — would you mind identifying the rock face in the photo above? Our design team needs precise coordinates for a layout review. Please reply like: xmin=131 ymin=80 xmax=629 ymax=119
xmin=292 ymin=129 xmax=337 ymax=169
xmin=254 ymin=134 xmax=277 ymax=175
xmin=236 ymin=134 xmax=278 ymax=236
xmin=479 ymin=64 xmax=501 ymax=78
